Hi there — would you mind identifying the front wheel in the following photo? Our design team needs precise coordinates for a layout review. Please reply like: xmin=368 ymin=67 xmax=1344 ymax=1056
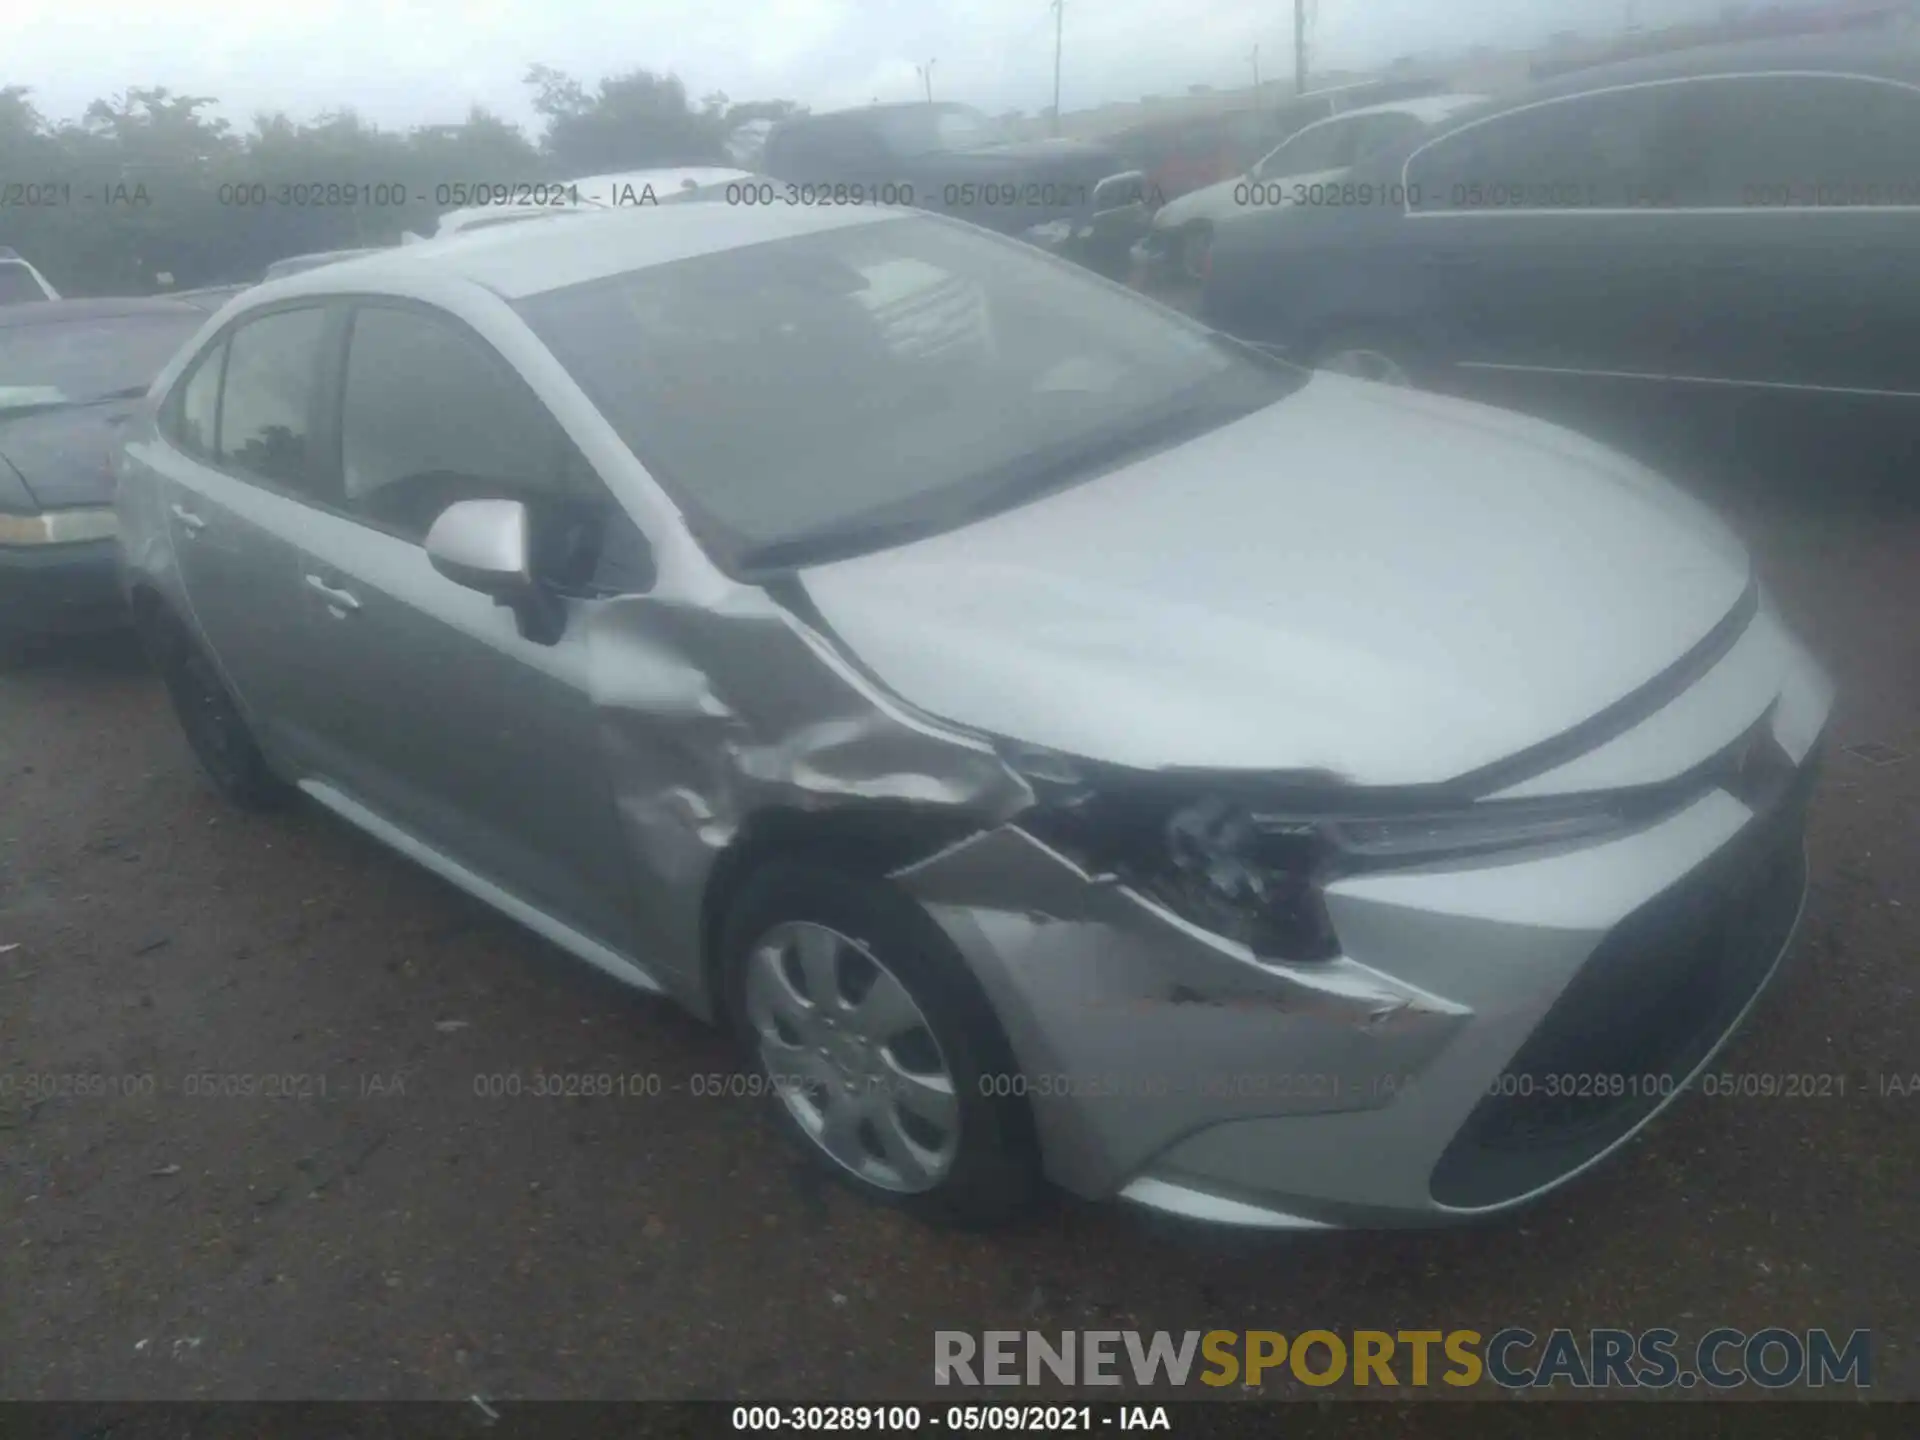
xmin=720 ymin=859 xmax=1042 ymax=1229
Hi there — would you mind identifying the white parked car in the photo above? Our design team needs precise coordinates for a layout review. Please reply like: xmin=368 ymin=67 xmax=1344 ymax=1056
xmin=1135 ymin=94 xmax=1489 ymax=283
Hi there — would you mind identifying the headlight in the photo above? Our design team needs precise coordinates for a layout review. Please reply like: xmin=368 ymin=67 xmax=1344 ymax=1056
xmin=0 ymin=507 xmax=118 ymax=546
xmin=1017 ymin=787 xmax=1342 ymax=963
xmin=1012 ymin=757 xmax=1687 ymax=965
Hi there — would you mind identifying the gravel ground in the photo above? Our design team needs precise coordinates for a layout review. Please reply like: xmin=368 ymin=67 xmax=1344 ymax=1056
xmin=0 ymin=416 xmax=1915 ymax=1403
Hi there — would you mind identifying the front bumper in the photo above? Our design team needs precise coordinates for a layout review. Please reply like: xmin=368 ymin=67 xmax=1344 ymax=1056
xmin=0 ymin=536 xmax=126 ymax=642
xmin=1018 ymin=174 xmax=1152 ymax=279
xmin=1128 ymin=229 xmax=1183 ymax=291
xmin=893 ymin=606 xmax=1832 ymax=1228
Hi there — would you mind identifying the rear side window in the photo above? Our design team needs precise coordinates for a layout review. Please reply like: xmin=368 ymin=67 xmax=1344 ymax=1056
xmin=218 ymin=307 xmax=329 ymax=493
xmin=1662 ymin=74 xmax=1920 ymax=206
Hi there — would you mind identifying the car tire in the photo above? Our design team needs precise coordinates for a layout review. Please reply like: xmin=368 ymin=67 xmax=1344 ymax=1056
xmin=149 ymin=614 xmax=291 ymax=811
xmin=719 ymin=858 xmax=1043 ymax=1230
xmin=1310 ymin=327 xmax=1427 ymax=388
xmin=1178 ymin=222 xmax=1213 ymax=283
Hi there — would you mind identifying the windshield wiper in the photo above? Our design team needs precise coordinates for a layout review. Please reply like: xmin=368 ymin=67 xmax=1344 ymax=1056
xmin=736 ymin=387 xmax=1257 ymax=573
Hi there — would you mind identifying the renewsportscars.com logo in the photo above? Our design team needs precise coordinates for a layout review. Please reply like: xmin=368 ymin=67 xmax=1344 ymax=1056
xmin=934 ymin=1328 xmax=1873 ymax=1391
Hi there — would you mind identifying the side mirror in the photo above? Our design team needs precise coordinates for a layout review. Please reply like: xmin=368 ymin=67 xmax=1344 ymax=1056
xmin=425 ymin=498 xmax=565 ymax=645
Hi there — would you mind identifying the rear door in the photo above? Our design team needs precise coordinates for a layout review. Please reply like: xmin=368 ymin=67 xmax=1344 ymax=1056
xmin=1397 ymin=85 xmax=1686 ymax=406
xmin=1657 ymin=71 xmax=1920 ymax=401
xmin=282 ymin=299 xmax=650 ymax=954
xmin=146 ymin=304 xmax=341 ymax=766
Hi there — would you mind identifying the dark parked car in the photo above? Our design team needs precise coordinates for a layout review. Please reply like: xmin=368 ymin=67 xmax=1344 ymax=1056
xmin=262 ymin=247 xmax=386 ymax=282
xmin=762 ymin=102 xmax=1149 ymax=277
xmin=1201 ymin=37 xmax=1920 ymax=446
xmin=0 ymin=297 xmax=207 ymax=659
xmin=171 ymin=282 xmax=253 ymax=312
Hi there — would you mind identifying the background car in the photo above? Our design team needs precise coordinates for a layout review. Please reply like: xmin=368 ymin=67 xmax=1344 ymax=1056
xmin=431 ymin=166 xmax=756 ymax=239
xmin=0 ymin=248 xmax=61 ymax=306
xmin=1 ymin=297 xmax=207 ymax=660
xmin=1134 ymin=93 xmax=1488 ymax=285
xmin=169 ymin=282 xmax=255 ymax=312
xmin=261 ymin=246 xmax=388 ymax=282
xmin=1201 ymin=36 xmax=1920 ymax=452
xmin=116 ymin=205 xmax=1827 ymax=1232
xmin=762 ymin=102 xmax=1149 ymax=277
xmin=1111 ymin=107 xmax=1296 ymax=206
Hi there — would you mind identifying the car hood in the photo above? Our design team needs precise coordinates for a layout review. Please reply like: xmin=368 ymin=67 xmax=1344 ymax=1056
xmin=0 ymin=402 xmax=131 ymax=507
xmin=1155 ymin=164 xmax=1351 ymax=230
xmin=796 ymin=373 xmax=1753 ymax=785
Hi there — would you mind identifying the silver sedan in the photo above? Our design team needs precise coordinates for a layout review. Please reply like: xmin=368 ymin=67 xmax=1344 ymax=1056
xmin=114 ymin=203 xmax=1831 ymax=1230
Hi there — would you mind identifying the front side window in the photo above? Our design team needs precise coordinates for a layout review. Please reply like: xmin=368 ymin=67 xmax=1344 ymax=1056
xmin=1408 ymin=87 xmax=1669 ymax=210
xmin=340 ymin=306 xmax=567 ymax=542
xmin=168 ymin=340 xmax=225 ymax=457
xmin=516 ymin=213 xmax=1297 ymax=573
xmin=217 ymin=306 xmax=329 ymax=493
xmin=338 ymin=305 xmax=642 ymax=590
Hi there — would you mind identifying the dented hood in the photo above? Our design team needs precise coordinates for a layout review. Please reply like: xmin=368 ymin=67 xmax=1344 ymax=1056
xmin=796 ymin=373 xmax=1754 ymax=786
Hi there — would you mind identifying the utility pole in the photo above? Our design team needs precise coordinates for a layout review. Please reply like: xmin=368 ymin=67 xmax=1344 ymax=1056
xmin=1051 ymin=0 xmax=1064 ymax=135
xmin=1250 ymin=43 xmax=1261 ymax=89
xmin=917 ymin=60 xmax=936 ymax=101
xmin=1294 ymin=0 xmax=1308 ymax=95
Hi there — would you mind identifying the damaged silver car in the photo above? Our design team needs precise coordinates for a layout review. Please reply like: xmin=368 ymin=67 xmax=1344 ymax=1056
xmin=115 ymin=205 xmax=1833 ymax=1230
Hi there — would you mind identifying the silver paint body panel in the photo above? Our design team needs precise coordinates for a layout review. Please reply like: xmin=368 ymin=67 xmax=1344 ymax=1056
xmin=115 ymin=206 xmax=1833 ymax=1226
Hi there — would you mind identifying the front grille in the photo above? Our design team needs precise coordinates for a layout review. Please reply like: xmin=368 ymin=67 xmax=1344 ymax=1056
xmin=1429 ymin=745 xmax=1818 ymax=1210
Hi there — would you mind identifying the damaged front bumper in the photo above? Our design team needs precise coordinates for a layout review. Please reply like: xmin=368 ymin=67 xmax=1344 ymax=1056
xmin=890 ymin=619 xmax=1831 ymax=1228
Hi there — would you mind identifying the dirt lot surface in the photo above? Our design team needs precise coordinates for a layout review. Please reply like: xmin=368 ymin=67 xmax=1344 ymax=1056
xmin=1 ymin=416 xmax=1915 ymax=1404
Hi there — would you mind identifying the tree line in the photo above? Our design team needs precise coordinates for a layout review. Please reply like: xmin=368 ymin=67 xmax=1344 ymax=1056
xmin=0 ymin=68 xmax=805 ymax=296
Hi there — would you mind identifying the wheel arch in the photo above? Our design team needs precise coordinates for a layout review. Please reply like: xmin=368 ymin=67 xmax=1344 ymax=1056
xmin=697 ymin=802 xmax=988 ymax=1018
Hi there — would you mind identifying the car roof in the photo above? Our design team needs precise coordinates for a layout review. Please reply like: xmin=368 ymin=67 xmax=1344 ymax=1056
xmin=251 ymin=202 xmax=909 ymax=303
xmin=1516 ymin=32 xmax=1920 ymax=104
xmin=0 ymin=296 xmax=205 ymax=328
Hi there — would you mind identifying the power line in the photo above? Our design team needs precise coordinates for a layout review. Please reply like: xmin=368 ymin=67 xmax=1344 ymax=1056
xmin=1051 ymin=0 xmax=1064 ymax=134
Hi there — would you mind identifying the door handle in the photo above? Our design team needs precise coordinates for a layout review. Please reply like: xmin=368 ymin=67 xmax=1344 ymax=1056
xmin=170 ymin=503 xmax=206 ymax=535
xmin=304 ymin=573 xmax=362 ymax=614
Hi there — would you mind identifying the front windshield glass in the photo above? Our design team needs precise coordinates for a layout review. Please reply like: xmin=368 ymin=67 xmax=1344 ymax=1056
xmin=516 ymin=214 xmax=1298 ymax=572
xmin=0 ymin=313 xmax=202 ymax=407
xmin=1254 ymin=116 xmax=1358 ymax=178
xmin=870 ymin=104 xmax=1008 ymax=156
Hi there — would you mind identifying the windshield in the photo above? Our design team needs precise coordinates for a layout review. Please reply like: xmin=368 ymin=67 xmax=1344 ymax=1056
xmin=516 ymin=214 xmax=1297 ymax=572
xmin=0 ymin=312 xmax=202 ymax=407
xmin=869 ymin=104 xmax=1008 ymax=157
xmin=1254 ymin=116 xmax=1358 ymax=179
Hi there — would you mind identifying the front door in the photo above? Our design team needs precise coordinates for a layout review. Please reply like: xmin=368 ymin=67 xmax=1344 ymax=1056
xmin=284 ymin=300 xmax=650 ymax=956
